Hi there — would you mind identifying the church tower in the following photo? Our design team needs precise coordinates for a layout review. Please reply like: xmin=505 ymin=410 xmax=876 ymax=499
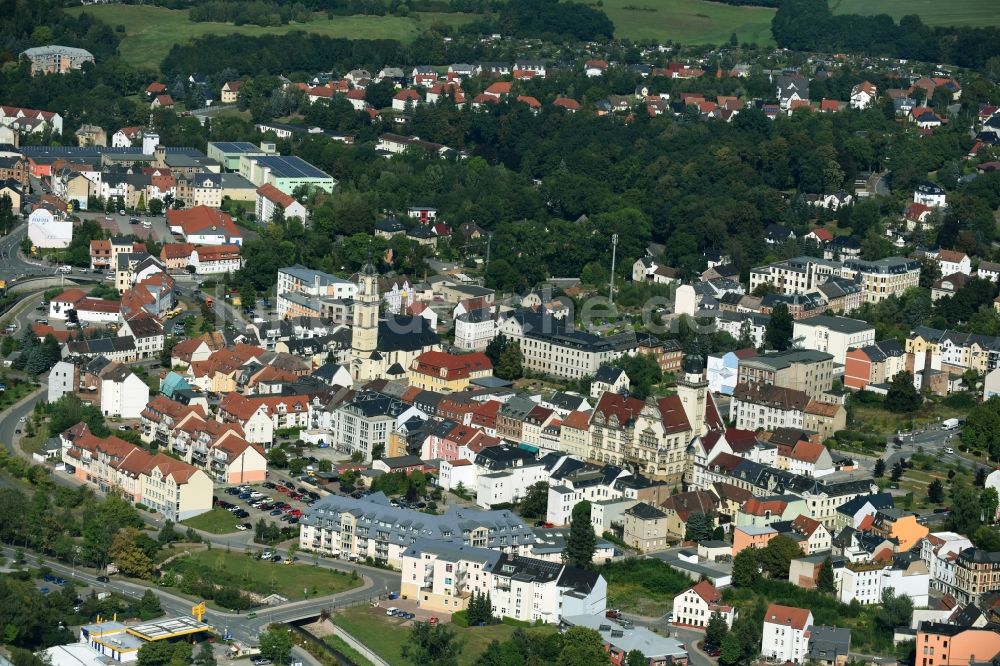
xmin=351 ymin=259 xmax=381 ymax=383
xmin=676 ymin=353 xmax=709 ymax=437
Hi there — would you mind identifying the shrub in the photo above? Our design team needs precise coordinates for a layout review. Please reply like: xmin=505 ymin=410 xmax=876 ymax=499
xmin=451 ymin=610 xmax=469 ymax=627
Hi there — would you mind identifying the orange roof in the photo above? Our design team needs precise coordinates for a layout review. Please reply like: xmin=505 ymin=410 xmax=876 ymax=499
xmin=410 ymin=351 xmax=492 ymax=380
xmin=52 ymin=288 xmax=87 ymax=303
xmin=553 ymin=97 xmax=581 ymax=111
xmin=516 ymin=95 xmax=541 ymax=109
xmin=937 ymin=249 xmax=967 ymax=263
xmin=765 ymin=604 xmax=811 ymax=630
xmin=690 ymin=580 xmax=723 ymax=604
xmin=741 ymin=497 xmax=787 ymax=516
xmin=257 ymin=183 xmax=296 ymax=208
xmin=561 ymin=410 xmax=592 ymax=431
xmin=791 ymin=514 xmax=823 ymax=537
xmin=485 ymin=81 xmax=512 ymax=96
xmin=167 ymin=206 xmax=241 ymax=239
xmin=804 ymin=400 xmax=840 ymax=418
xmin=161 ymin=242 xmax=195 ymax=260
xmin=808 ymin=228 xmax=833 ymax=242
xmin=788 ymin=439 xmax=827 ymax=463
xmin=858 ymin=514 xmax=876 ymax=531
xmin=194 ymin=244 xmax=241 ymax=261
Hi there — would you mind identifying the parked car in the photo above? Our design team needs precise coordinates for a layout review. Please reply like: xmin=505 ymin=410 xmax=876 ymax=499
xmin=385 ymin=607 xmax=399 ymax=616
xmin=235 ymin=524 xmax=249 ymax=531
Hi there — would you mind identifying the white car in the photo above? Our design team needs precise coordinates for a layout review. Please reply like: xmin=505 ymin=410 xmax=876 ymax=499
xmin=58 ymin=265 xmax=72 ymax=273
xmin=261 ymin=551 xmax=274 ymax=559
xmin=385 ymin=607 xmax=399 ymax=616
xmin=236 ymin=524 xmax=249 ymax=531
xmin=18 ymin=416 xmax=26 ymax=422
xmin=944 ymin=447 xmax=954 ymax=454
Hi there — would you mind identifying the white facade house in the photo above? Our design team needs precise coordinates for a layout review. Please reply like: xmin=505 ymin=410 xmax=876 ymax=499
xmin=100 ymin=367 xmax=150 ymax=419
xmin=476 ymin=459 xmax=549 ymax=509
xmin=28 ymin=208 xmax=73 ymax=248
xmin=838 ymin=560 xmax=930 ymax=607
xmin=438 ymin=459 xmax=477 ymax=493
xmin=935 ymin=249 xmax=971 ymax=277
xmin=399 ymin=540 xmax=606 ymax=622
xmin=920 ymin=532 xmax=974 ymax=596
xmin=761 ymin=605 xmax=813 ymax=664
xmin=672 ymin=581 xmax=737 ymax=629
xmin=455 ymin=308 xmax=500 ymax=350
xmin=792 ymin=316 xmax=875 ymax=367
xmin=913 ymin=182 xmax=947 ymax=208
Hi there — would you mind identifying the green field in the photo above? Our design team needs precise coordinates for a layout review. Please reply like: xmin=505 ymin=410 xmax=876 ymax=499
xmin=181 ymin=508 xmax=240 ymax=534
xmin=596 ymin=0 xmax=775 ymax=45
xmin=66 ymin=5 xmax=478 ymax=70
xmin=163 ymin=549 xmax=362 ymax=601
xmin=332 ymin=606 xmax=556 ymax=666
xmin=830 ymin=0 xmax=1000 ymax=27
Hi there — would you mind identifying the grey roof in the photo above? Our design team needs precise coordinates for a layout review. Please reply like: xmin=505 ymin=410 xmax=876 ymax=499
xmin=740 ymin=348 xmax=833 ymax=371
xmin=208 ymin=141 xmax=262 ymax=154
xmin=625 ymin=502 xmax=667 ymax=520
xmin=401 ymin=538 xmax=501 ymax=565
xmin=302 ymin=491 xmax=535 ymax=549
xmin=378 ymin=315 xmax=439 ymax=353
xmin=594 ymin=365 xmax=626 ymax=384
xmin=794 ymin=315 xmax=872 ymax=334
xmin=562 ymin=614 xmax=686 ymax=659
xmin=547 ymin=391 xmax=587 ymax=411
xmin=807 ymin=625 xmax=851 ymax=659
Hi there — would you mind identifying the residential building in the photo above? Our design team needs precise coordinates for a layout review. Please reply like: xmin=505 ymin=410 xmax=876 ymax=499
xmin=839 ymin=559 xmax=930 ymax=607
xmin=498 ymin=309 xmax=637 ymax=381
xmin=590 ymin=366 xmax=629 ymax=400
xmin=843 ymin=340 xmax=907 ymax=390
xmin=299 ymin=491 xmax=536 ymax=567
xmin=732 ymin=525 xmax=778 ymax=555
xmin=561 ymin=614 xmax=689 ymax=666
xmin=749 ymin=256 xmax=842 ymax=296
xmin=914 ymin=623 xmax=1000 ymax=666
xmin=407 ymin=351 xmax=493 ymax=392
xmin=840 ymin=257 xmax=920 ymax=303
xmin=920 ymin=532 xmax=973 ymax=597
xmin=672 ymin=581 xmax=736 ymax=629
xmin=190 ymin=244 xmax=242 ymax=275
xmin=761 ymin=604 xmax=813 ymax=663
xmin=256 ymin=183 xmax=308 ymax=223
xmin=738 ymin=350 xmax=834 ymax=400
xmin=954 ymin=548 xmax=1000 ymax=605
xmin=167 ymin=413 xmax=267 ymax=484
xmin=166 ymin=206 xmax=243 ymax=246
xmin=276 ymin=264 xmax=357 ymax=318
xmin=622 ymin=502 xmax=669 ymax=552
xmin=22 ymin=45 xmax=94 ymax=75
xmin=327 ymin=390 xmax=426 ymax=461
xmin=792 ymin=316 xmax=875 ymax=366
xmin=60 ymin=423 xmax=212 ymax=521
xmin=806 ymin=625 xmax=851 ymax=666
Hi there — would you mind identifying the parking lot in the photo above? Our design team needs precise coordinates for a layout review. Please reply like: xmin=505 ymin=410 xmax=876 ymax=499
xmin=214 ymin=477 xmax=327 ymax=530
xmin=79 ymin=211 xmax=175 ymax=243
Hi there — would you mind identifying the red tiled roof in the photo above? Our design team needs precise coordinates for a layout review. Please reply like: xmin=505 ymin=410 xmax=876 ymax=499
xmin=194 ymin=244 xmax=241 ymax=261
xmin=52 ymin=288 xmax=87 ymax=304
xmin=167 ymin=206 xmax=241 ymax=239
xmin=161 ymin=242 xmax=195 ymax=260
xmin=410 ymin=351 xmax=492 ymax=380
xmin=765 ymin=604 xmax=811 ymax=630
xmin=741 ymin=497 xmax=788 ymax=516
xmin=553 ymin=97 xmax=581 ymax=111
xmin=256 ymin=183 xmax=296 ymax=208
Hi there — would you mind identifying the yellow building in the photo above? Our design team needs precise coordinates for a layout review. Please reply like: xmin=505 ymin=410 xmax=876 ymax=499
xmin=407 ymin=351 xmax=493 ymax=393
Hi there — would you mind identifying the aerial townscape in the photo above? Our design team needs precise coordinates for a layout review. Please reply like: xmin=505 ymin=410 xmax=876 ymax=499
xmin=3 ymin=0 xmax=1000 ymax=665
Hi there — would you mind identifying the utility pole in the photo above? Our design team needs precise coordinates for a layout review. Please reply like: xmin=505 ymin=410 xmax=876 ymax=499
xmin=608 ymin=233 xmax=618 ymax=303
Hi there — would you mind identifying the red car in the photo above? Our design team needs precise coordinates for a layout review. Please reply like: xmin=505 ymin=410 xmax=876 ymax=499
xmin=290 ymin=509 xmax=302 ymax=517
xmin=276 ymin=485 xmax=288 ymax=493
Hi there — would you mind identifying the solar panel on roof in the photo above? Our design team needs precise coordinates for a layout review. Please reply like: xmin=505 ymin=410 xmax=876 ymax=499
xmin=255 ymin=155 xmax=331 ymax=179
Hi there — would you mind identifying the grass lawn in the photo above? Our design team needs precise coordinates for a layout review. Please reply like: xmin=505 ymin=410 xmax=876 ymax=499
xmin=332 ymin=606 xmax=556 ymax=666
xmin=322 ymin=634 xmax=372 ymax=666
xmin=67 ymin=5 xmax=477 ymax=70
xmin=830 ymin=0 xmax=1000 ymax=28
xmin=164 ymin=548 xmax=362 ymax=601
xmin=850 ymin=401 xmax=967 ymax=434
xmin=606 ymin=581 xmax=675 ymax=616
xmin=181 ymin=508 xmax=240 ymax=534
xmin=594 ymin=0 xmax=775 ymax=45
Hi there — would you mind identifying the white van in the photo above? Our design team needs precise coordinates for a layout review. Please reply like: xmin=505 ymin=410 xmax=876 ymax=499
xmin=942 ymin=418 xmax=960 ymax=431
xmin=58 ymin=265 xmax=73 ymax=273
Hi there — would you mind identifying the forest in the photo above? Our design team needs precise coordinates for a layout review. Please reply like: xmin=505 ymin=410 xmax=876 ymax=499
xmin=773 ymin=0 xmax=1000 ymax=69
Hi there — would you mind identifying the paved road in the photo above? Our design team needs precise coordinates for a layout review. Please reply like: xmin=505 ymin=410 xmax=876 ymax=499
xmin=0 ymin=544 xmax=393 ymax=646
xmin=0 ymin=377 xmax=403 ymax=648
